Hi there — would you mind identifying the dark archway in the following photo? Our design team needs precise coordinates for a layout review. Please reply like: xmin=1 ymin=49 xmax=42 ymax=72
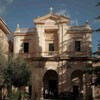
xmin=71 ymin=70 xmax=83 ymax=98
xmin=43 ymin=70 xmax=58 ymax=99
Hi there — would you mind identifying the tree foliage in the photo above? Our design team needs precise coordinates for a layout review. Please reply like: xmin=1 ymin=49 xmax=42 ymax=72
xmin=0 ymin=54 xmax=32 ymax=99
xmin=4 ymin=56 xmax=31 ymax=87
xmin=88 ymin=2 xmax=100 ymax=86
xmin=95 ymin=2 xmax=100 ymax=32
xmin=90 ymin=67 xmax=100 ymax=86
xmin=0 ymin=55 xmax=6 ymax=87
xmin=84 ymin=66 xmax=100 ymax=86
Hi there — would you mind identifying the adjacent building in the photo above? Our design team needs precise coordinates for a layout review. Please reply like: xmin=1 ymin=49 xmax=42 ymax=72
xmin=13 ymin=11 xmax=92 ymax=100
xmin=0 ymin=17 xmax=13 ymax=100
xmin=0 ymin=17 xmax=13 ymax=59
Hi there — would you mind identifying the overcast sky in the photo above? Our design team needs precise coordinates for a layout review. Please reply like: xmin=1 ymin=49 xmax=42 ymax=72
xmin=0 ymin=0 xmax=100 ymax=51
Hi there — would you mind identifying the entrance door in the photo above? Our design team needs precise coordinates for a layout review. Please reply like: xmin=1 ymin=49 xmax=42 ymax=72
xmin=73 ymin=85 xmax=79 ymax=97
xmin=43 ymin=70 xmax=58 ymax=99
xmin=49 ymin=80 xmax=58 ymax=98
xmin=71 ymin=70 xmax=83 ymax=98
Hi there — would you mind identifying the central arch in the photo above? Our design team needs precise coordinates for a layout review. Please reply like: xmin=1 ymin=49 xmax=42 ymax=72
xmin=43 ymin=70 xmax=58 ymax=99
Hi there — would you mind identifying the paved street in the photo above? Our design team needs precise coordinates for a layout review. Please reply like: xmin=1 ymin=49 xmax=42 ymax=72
xmin=41 ymin=98 xmax=100 ymax=100
xmin=93 ymin=98 xmax=100 ymax=100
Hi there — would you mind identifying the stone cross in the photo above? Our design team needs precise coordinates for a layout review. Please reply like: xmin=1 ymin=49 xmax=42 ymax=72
xmin=50 ymin=7 xmax=53 ymax=13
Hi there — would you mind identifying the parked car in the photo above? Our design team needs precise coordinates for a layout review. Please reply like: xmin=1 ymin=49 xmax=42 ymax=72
xmin=58 ymin=92 xmax=76 ymax=100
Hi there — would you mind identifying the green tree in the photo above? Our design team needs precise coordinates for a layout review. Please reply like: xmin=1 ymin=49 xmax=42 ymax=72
xmin=83 ymin=65 xmax=100 ymax=87
xmin=4 ymin=56 xmax=32 ymax=99
xmin=0 ymin=55 xmax=7 ymax=100
xmin=92 ymin=45 xmax=100 ymax=86
xmin=5 ymin=57 xmax=31 ymax=87
xmin=87 ymin=2 xmax=100 ymax=87
xmin=95 ymin=2 xmax=100 ymax=32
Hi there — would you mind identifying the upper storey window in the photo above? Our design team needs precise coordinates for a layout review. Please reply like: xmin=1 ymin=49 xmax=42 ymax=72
xmin=49 ymin=43 xmax=54 ymax=51
xmin=75 ymin=41 xmax=81 ymax=51
xmin=23 ymin=42 xmax=29 ymax=53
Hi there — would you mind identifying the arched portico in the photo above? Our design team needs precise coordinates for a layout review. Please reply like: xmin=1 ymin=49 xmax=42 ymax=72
xmin=71 ymin=70 xmax=83 ymax=97
xmin=43 ymin=70 xmax=58 ymax=99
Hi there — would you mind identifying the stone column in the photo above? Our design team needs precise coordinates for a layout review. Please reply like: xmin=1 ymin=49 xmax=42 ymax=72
xmin=83 ymin=74 xmax=86 ymax=99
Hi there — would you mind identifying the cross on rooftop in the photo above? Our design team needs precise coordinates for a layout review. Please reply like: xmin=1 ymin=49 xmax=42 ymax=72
xmin=49 ymin=7 xmax=53 ymax=13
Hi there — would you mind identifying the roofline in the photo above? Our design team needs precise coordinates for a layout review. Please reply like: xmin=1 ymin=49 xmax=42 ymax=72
xmin=34 ymin=13 xmax=70 ymax=23
xmin=0 ymin=16 xmax=12 ymax=35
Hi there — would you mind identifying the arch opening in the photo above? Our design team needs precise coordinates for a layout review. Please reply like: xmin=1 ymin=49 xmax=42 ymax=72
xmin=43 ymin=70 xmax=58 ymax=99
xmin=71 ymin=70 xmax=83 ymax=98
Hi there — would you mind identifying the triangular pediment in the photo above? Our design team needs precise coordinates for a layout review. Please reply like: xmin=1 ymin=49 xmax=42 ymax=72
xmin=34 ymin=13 xmax=70 ymax=24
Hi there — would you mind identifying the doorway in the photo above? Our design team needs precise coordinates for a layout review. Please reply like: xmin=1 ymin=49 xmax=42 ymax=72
xmin=43 ymin=70 xmax=58 ymax=99
xmin=71 ymin=70 xmax=83 ymax=98
xmin=73 ymin=85 xmax=79 ymax=97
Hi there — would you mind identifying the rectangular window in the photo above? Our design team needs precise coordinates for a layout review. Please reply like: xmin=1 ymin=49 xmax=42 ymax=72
xmin=23 ymin=42 xmax=29 ymax=53
xmin=75 ymin=41 xmax=81 ymax=51
xmin=49 ymin=43 xmax=54 ymax=51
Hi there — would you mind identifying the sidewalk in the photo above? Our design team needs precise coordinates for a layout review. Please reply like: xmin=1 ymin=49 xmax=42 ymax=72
xmin=76 ymin=98 xmax=85 ymax=100
xmin=93 ymin=98 xmax=100 ymax=100
xmin=76 ymin=97 xmax=100 ymax=100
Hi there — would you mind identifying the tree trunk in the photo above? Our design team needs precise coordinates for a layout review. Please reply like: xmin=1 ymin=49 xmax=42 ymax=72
xmin=0 ymin=86 xmax=2 ymax=100
xmin=7 ymin=85 xmax=12 ymax=98
xmin=19 ymin=86 xmax=25 ymax=100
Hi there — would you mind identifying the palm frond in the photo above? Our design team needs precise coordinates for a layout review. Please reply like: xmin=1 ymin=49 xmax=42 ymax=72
xmin=96 ymin=2 xmax=100 ymax=7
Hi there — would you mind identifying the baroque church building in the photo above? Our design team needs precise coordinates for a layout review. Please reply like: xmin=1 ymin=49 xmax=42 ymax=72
xmin=14 ymin=10 xmax=92 ymax=100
